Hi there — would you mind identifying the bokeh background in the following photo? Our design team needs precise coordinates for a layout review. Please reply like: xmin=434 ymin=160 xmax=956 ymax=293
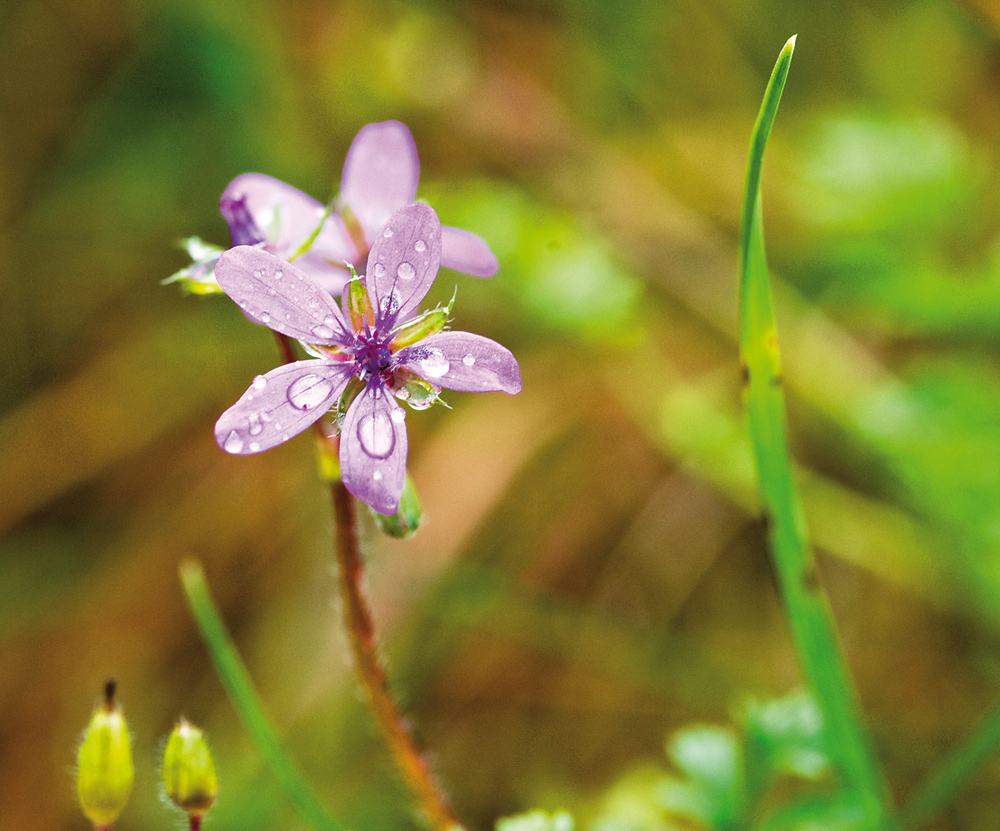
xmin=7 ymin=0 xmax=1000 ymax=828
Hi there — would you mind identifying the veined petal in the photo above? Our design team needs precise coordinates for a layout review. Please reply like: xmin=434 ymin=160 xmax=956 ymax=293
xmin=216 ymin=361 xmax=351 ymax=455
xmin=221 ymin=173 xmax=351 ymax=256
xmin=340 ymin=380 xmax=409 ymax=515
xmin=441 ymin=226 xmax=498 ymax=277
xmin=398 ymin=332 xmax=522 ymax=394
xmin=216 ymin=247 xmax=352 ymax=345
xmin=366 ymin=204 xmax=441 ymax=329
xmin=293 ymin=253 xmax=352 ymax=298
xmin=341 ymin=121 xmax=419 ymax=242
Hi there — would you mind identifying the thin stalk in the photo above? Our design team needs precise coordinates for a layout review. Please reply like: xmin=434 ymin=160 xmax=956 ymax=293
xmin=737 ymin=36 xmax=894 ymax=829
xmin=179 ymin=561 xmax=349 ymax=831
xmin=900 ymin=695 xmax=1000 ymax=829
xmin=330 ymin=480 xmax=463 ymax=831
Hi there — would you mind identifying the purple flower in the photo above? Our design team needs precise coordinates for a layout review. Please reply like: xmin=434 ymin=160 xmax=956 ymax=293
xmin=214 ymin=203 xmax=521 ymax=515
xmin=218 ymin=121 xmax=498 ymax=296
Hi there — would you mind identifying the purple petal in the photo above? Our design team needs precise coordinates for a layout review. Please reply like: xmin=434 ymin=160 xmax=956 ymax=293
xmin=221 ymin=173 xmax=352 ymax=258
xmin=441 ymin=226 xmax=499 ymax=277
xmin=216 ymin=361 xmax=352 ymax=455
xmin=216 ymin=247 xmax=352 ymax=345
xmin=340 ymin=380 xmax=409 ymax=515
xmin=292 ymin=253 xmax=352 ymax=298
xmin=398 ymin=332 xmax=522 ymax=394
xmin=340 ymin=121 xmax=419 ymax=242
xmin=366 ymin=204 xmax=441 ymax=328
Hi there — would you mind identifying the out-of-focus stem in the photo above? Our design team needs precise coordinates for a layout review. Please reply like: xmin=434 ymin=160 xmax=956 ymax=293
xmin=330 ymin=480 xmax=462 ymax=831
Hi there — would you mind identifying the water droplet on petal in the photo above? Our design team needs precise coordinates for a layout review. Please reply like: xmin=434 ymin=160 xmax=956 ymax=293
xmin=253 ymin=375 xmax=268 ymax=390
xmin=373 ymin=263 xmax=386 ymax=278
xmin=248 ymin=413 xmax=263 ymax=435
xmin=260 ymin=311 xmax=271 ymax=324
xmin=420 ymin=348 xmax=450 ymax=378
xmin=308 ymin=297 xmax=319 ymax=309
xmin=274 ymin=268 xmax=283 ymax=280
xmin=281 ymin=433 xmax=290 ymax=441
xmin=357 ymin=412 xmax=395 ymax=458
xmin=383 ymin=227 xmax=394 ymax=238
xmin=311 ymin=324 xmax=334 ymax=339
xmin=253 ymin=269 xmax=263 ymax=279
xmin=268 ymin=288 xmax=277 ymax=296
xmin=396 ymin=262 xmax=415 ymax=280
xmin=373 ymin=470 xmax=383 ymax=481
xmin=414 ymin=240 xmax=426 ymax=252
xmin=249 ymin=441 xmax=261 ymax=452
xmin=224 ymin=431 xmax=244 ymax=453
xmin=287 ymin=374 xmax=335 ymax=410
xmin=462 ymin=354 xmax=476 ymax=367
xmin=273 ymin=421 xmax=283 ymax=431
xmin=390 ymin=408 xmax=405 ymax=424
xmin=379 ymin=291 xmax=401 ymax=317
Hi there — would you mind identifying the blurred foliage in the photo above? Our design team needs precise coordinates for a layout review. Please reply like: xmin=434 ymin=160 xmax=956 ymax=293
xmin=7 ymin=0 xmax=1000 ymax=830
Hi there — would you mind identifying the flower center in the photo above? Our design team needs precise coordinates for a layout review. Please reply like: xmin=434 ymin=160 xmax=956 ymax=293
xmin=353 ymin=329 xmax=394 ymax=379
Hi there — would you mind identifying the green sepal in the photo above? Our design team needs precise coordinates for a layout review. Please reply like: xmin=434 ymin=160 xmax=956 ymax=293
xmin=391 ymin=307 xmax=449 ymax=349
xmin=373 ymin=473 xmax=423 ymax=538
xmin=163 ymin=237 xmax=225 ymax=294
xmin=393 ymin=369 xmax=444 ymax=410
xmin=346 ymin=276 xmax=374 ymax=331
xmin=76 ymin=682 xmax=134 ymax=828
xmin=162 ymin=718 xmax=218 ymax=817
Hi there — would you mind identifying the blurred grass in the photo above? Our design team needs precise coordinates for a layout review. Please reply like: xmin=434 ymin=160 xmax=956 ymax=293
xmin=6 ymin=1 xmax=1000 ymax=830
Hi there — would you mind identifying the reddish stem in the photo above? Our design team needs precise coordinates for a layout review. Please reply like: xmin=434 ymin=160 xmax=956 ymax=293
xmin=330 ymin=480 xmax=462 ymax=831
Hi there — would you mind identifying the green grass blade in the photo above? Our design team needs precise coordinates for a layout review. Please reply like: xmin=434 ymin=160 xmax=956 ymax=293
xmin=737 ymin=36 xmax=894 ymax=829
xmin=900 ymin=695 xmax=1000 ymax=829
xmin=179 ymin=559 xmax=351 ymax=831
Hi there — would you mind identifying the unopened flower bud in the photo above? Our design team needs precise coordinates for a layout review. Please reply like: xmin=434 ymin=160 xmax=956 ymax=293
xmin=373 ymin=472 xmax=423 ymax=538
xmin=76 ymin=680 xmax=134 ymax=828
xmin=162 ymin=718 xmax=218 ymax=818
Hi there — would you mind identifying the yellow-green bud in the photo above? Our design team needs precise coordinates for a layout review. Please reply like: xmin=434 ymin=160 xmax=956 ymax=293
xmin=162 ymin=718 xmax=218 ymax=817
xmin=76 ymin=680 xmax=134 ymax=828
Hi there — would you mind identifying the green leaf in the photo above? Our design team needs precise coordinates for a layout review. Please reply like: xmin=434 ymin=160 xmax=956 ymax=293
xmin=737 ymin=36 xmax=893 ymax=830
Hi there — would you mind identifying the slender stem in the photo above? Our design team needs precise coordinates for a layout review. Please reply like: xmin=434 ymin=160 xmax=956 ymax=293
xmin=901 ymin=694 xmax=1000 ymax=829
xmin=330 ymin=480 xmax=462 ymax=831
xmin=275 ymin=331 xmax=298 ymax=365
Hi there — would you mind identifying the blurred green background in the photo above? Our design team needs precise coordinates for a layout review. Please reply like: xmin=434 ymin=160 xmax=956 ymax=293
xmin=7 ymin=0 xmax=1000 ymax=828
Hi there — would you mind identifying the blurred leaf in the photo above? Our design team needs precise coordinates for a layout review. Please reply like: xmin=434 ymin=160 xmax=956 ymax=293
xmin=661 ymin=726 xmax=744 ymax=829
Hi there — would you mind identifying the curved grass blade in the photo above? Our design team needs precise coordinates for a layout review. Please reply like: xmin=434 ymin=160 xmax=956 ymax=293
xmin=737 ymin=36 xmax=894 ymax=830
xmin=900 ymin=695 xmax=1000 ymax=829
xmin=180 ymin=560 xmax=351 ymax=831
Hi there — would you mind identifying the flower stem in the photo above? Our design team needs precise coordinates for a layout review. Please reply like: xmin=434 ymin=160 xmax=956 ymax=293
xmin=330 ymin=480 xmax=462 ymax=831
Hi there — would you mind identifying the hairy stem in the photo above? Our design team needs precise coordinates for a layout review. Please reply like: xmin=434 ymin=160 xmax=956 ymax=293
xmin=330 ymin=480 xmax=462 ymax=831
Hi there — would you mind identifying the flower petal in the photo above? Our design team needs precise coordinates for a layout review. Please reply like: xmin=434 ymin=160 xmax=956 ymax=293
xmin=216 ymin=361 xmax=351 ymax=455
xmin=441 ymin=226 xmax=498 ymax=277
xmin=340 ymin=121 xmax=419 ymax=242
xmin=366 ymin=204 xmax=441 ymax=329
xmin=339 ymin=380 xmax=409 ymax=515
xmin=221 ymin=173 xmax=353 ymax=259
xmin=216 ymin=247 xmax=352 ymax=345
xmin=398 ymin=332 xmax=522 ymax=394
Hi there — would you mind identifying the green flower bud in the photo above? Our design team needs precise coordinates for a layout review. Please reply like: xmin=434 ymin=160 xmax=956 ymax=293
xmin=76 ymin=680 xmax=134 ymax=829
xmin=162 ymin=718 xmax=218 ymax=818
xmin=373 ymin=472 xmax=423 ymax=538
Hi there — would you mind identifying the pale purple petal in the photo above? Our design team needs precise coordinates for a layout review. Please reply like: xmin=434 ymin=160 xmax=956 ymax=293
xmin=365 ymin=204 xmax=441 ymax=328
xmin=222 ymin=173 xmax=352 ymax=257
xmin=441 ymin=226 xmax=499 ymax=277
xmin=340 ymin=380 xmax=409 ymax=515
xmin=293 ymin=253 xmax=352 ymax=298
xmin=216 ymin=247 xmax=352 ymax=344
xmin=398 ymin=332 xmax=522 ymax=394
xmin=216 ymin=361 xmax=352 ymax=455
xmin=340 ymin=121 xmax=419 ymax=242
